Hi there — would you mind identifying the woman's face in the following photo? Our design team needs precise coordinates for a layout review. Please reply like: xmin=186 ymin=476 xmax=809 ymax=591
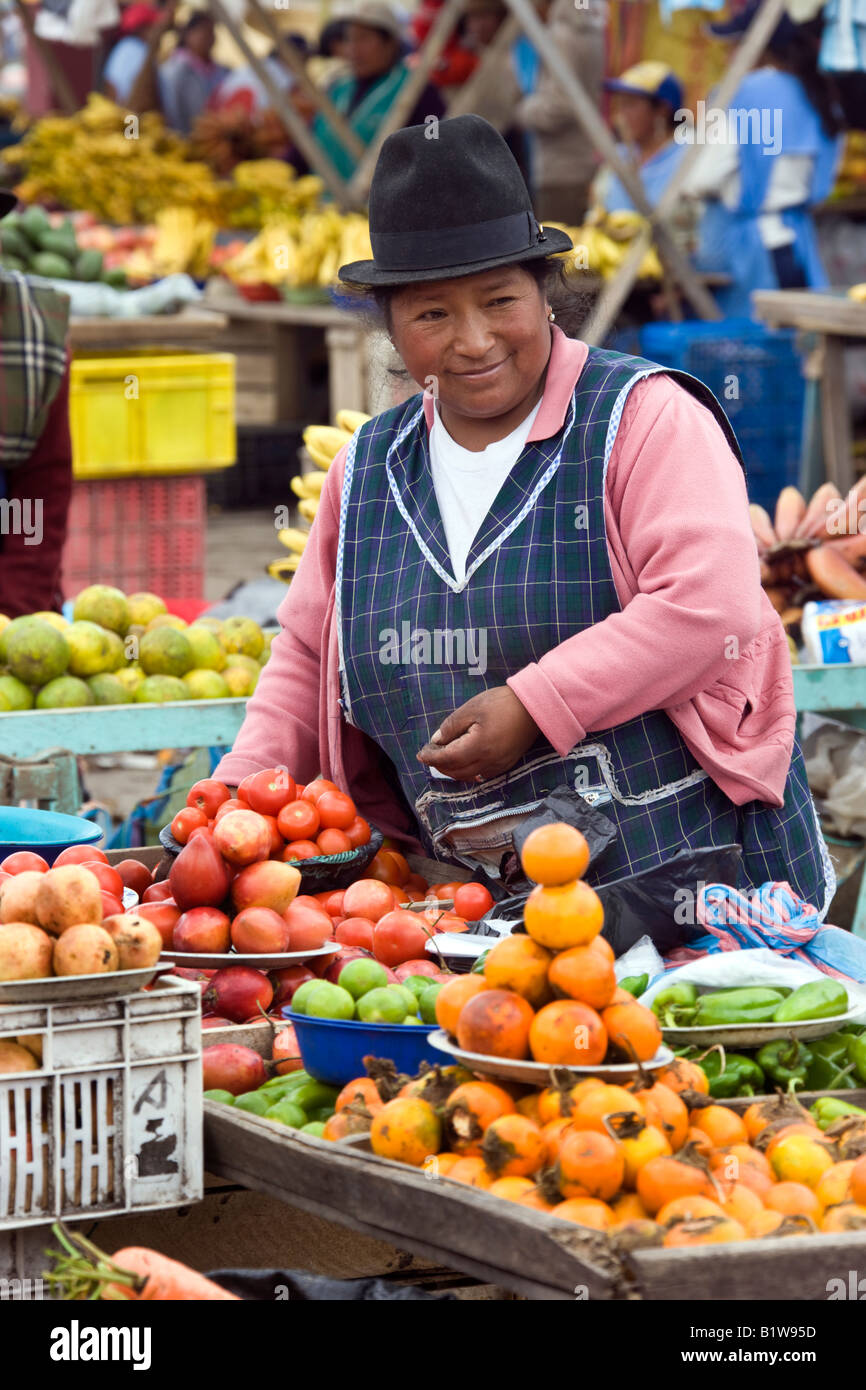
xmin=612 ymin=92 xmax=656 ymax=145
xmin=389 ymin=266 xmax=551 ymax=422
xmin=346 ymin=23 xmax=398 ymax=79
xmin=185 ymin=19 xmax=215 ymax=59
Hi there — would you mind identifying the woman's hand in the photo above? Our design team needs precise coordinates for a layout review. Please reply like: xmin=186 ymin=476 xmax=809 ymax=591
xmin=416 ymin=686 xmax=540 ymax=782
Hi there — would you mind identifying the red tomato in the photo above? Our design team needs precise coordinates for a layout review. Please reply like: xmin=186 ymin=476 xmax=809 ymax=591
xmin=300 ymin=779 xmax=338 ymax=806
xmin=364 ymin=852 xmax=405 ymax=887
xmin=397 ymin=889 xmax=426 ymax=904
xmin=344 ymin=816 xmax=371 ymax=849
xmin=335 ymin=917 xmax=375 ymax=950
xmin=171 ymin=806 xmax=208 ymax=845
xmin=101 ymin=890 xmax=125 ymax=918
xmin=433 ymin=881 xmax=464 ymax=901
xmin=281 ymin=840 xmax=321 ymax=861
xmin=188 ymin=825 xmax=212 ymax=843
xmin=113 ymin=858 xmax=153 ymax=897
xmin=136 ymin=899 xmax=182 ymax=948
xmin=277 ymin=799 xmax=320 ymax=840
xmin=321 ymin=890 xmax=345 ymax=918
xmin=242 ymin=767 xmax=297 ymax=816
xmin=372 ymin=910 xmax=432 ymax=968
xmin=453 ymin=882 xmax=495 ymax=922
xmin=316 ymin=828 xmax=352 ymax=856
xmin=259 ymin=814 xmax=283 ymax=855
xmin=379 ymin=849 xmax=411 ymax=885
xmin=341 ymin=878 xmax=396 ymax=923
xmin=186 ymin=778 xmax=231 ymax=818
xmin=404 ymin=873 xmax=428 ymax=894
xmin=1 ymin=851 xmax=49 ymax=874
xmin=81 ymin=860 xmax=125 ymax=899
xmin=214 ymin=798 xmax=248 ymax=821
xmin=431 ymin=913 xmax=469 ymax=934
xmin=142 ymin=880 xmax=175 ymax=903
xmin=53 ymin=844 xmax=109 ymax=867
xmin=315 ymin=790 xmax=356 ymax=831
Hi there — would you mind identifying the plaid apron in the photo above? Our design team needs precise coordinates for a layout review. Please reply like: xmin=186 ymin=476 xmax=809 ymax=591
xmin=337 ymin=347 xmax=831 ymax=912
xmin=0 ymin=270 xmax=69 ymax=468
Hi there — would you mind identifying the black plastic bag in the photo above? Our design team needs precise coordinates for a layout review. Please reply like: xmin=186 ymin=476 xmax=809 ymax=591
xmin=206 ymin=1268 xmax=454 ymax=1301
xmin=487 ymin=842 xmax=744 ymax=957
xmin=499 ymin=786 xmax=618 ymax=889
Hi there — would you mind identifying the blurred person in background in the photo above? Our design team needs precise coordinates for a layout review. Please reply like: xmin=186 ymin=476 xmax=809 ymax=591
xmin=101 ymin=2 xmax=172 ymax=105
xmin=27 ymin=0 xmax=119 ymax=115
xmin=158 ymin=11 xmax=227 ymax=134
xmin=0 ymin=197 xmax=72 ymax=619
xmin=305 ymin=1 xmax=444 ymax=181
xmin=515 ymin=0 xmax=607 ymax=226
xmin=688 ymin=1 xmax=844 ymax=317
xmin=593 ymin=62 xmax=687 ymax=213
xmin=456 ymin=0 xmax=529 ymax=180
xmin=213 ymin=33 xmax=310 ymax=116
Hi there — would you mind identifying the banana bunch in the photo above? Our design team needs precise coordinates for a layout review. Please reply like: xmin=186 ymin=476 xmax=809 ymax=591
xmin=558 ymin=209 xmax=663 ymax=283
xmin=222 ymin=216 xmax=299 ymax=286
xmin=149 ymin=206 xmax=216 ymax=278
xmin=849 ymin=283 xmax=866 ymax=304
xmin=222 ymin=210 xmax=372 ymax=290
xmin=269 ymin=410 xmax=371 ymax=582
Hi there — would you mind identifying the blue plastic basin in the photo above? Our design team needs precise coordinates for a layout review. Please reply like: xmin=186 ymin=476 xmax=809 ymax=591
xmin=0 ymin=807 xmax=103 ymax=866
xmin=287 ymin=1010 xmax=442 ymax=1087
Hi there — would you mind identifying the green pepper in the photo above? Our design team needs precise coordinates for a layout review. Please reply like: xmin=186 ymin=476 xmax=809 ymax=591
xmin=696 ymin=1048 xmax=766 ymax=1098
xmin=679 ymin=987 xmax=785 ymax=1028
xmin=651 ymin=981 xmax=698 ymax=1025
xmin=618 ymin=973 xmax=649 ymax=998
xmin=846 ymin=1033 xmax=866 ymax=1085
xmin=804 ymin=1035 xmax=859 ymax=1091
xmin=810 ymin=1097 xmax=866 ymax=1130
xmin=772 ymin=980 xmax=849 ymax=1024
xmin=755 ymin=1038 xmax=813 ymax=1092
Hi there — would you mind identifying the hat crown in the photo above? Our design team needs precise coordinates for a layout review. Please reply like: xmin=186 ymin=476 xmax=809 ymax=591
xmin=368 ymin=114 xmax=533 ymax=238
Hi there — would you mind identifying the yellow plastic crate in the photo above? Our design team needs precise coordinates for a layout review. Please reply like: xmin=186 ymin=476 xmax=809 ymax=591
xmin=70 ymin=350 xmax=236 ymax=479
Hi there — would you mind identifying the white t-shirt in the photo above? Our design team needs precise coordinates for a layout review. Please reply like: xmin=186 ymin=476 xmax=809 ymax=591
xmin=429 ymin=396 xmax=543 ymax=585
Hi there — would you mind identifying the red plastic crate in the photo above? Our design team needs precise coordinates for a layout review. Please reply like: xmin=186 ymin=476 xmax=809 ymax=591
xmin=62 ymin=476 xmax=205 ymax=601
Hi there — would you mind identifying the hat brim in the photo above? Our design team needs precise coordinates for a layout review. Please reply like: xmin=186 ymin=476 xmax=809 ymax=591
xmin=0 ymin=191 xmax=17 ymax=219
xmin=604 ymin=78 xmax=662 ymax=100
xmin=338 ymin=226 xmax=574 ymax=288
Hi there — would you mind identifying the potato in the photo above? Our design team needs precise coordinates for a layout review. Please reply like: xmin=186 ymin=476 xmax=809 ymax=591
xmin=0 ymin=1039 xmax=40 ymax=1074
xmin=102 ymin=913 xmax=162 ymax=970
xmin=0 ymin=871 xmax=45 ymax=925
xmin=52 ymin=924 xmax=118 ymax=976
xmin=36 ymin=866 xmax=102 ymax=935
xmin=0 ymin=922 xmax=54 ymax=980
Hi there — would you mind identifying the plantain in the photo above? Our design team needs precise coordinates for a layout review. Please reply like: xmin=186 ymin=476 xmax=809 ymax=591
xmin=268 ymin=555 xmax=302 ymax=581
xmin=297 ymin=498 xmax=319 ymax=524
xmin=302 ymin=424 xmax=352 ymax=470
xmin=278 ymin=527 xmax=309 ymax=554
xmin=335 ymin=409 xmax=371 ymax=435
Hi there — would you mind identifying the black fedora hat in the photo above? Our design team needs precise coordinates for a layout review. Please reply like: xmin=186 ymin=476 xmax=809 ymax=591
xmin=0 ymin=191 xmax=17 ymax=220
xmin=339 ymin=114 xmax=573 ymax=288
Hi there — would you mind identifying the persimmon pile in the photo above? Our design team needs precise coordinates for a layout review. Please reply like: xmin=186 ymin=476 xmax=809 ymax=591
xmin=330 ymin=1060 xmax=866 ymax=1244
xmin=435 ymin=823 xmax=663 ymax=1068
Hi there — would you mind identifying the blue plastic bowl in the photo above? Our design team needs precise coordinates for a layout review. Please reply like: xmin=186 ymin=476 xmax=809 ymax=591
xmin=0 ymin=807 xmax=103 ymax=866
xmin=287 ymin=1010 xmax=442 ymax=1087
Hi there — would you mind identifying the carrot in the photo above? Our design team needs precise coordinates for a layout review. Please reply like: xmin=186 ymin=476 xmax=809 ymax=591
xmin=107 ymin=1247 xmax=239 ymax=1301
xmin=44 ymin=1224 xmax=239 ymax=1301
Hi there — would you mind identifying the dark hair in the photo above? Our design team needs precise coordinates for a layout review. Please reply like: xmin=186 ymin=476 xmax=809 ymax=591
xmin=179 ymin=12 xmax=213 ymax=44
xmin=770 ymin=23 xmax=844 ymax=138
xmin=318 ymin=18 xmax=347 ymax=57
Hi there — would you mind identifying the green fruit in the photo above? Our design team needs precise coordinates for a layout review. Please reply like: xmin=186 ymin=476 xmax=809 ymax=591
xmin=114 ymin=665 xmax=144 ymax=694
xmin=73 ymin=584 xmax=130 ymax=635
xmin=290 ymin=1081 xmax=340 ymax=1112
xmin=203 ymin=1088 xmax=235 ymax=1105
xmin=233 ymin=1090 xmax=273 ymax=1116
xmin=75 ymin=248 xmax=103 ymax=281
xmin=39 ymin=226 xmax=78 ymax=260
xmin=0 ymin=226 xmax=28 ymax=260
xmin=0 ymin=674 xmax=34 ymax=710
xmin=185 ymin=625 xmax=226 ymax=671
xmin=103 ymin=267 xmax=127 ymax=289
xmin=87 ymin=672 xmax=133 ymax=705
xmin=264 ymin=1099 xmax=306 ymax=1129
xmin=0 ymin=254 xmax=26 ymax=272
xmin=127 ymin=592 xmax=166 ymax=626
xmin=183 ymin=668 xmax=230 ymax=700
xmin=259 ymin=1069 xmax=312 ymax=1094
xmin=307 ymin=1105 xmax=336 ymax=1123
xmin=192 ymin=617 xmax=223 ymax=634
xmin=300 ymin=1121 xmax=327 ymax=1137
xmin=356 ymin=987 xmax=408 ymax=1024
xmin=403 ymin=1015 xmax=424 ymax=1025
xmin=139 ymin=627 xmax=194 ymax=677
xmin=35 ymin=676 xmax=94 ymax=708
xmin=419 ymin=982 xmax=444 ymax=1024
xmin=19 ymin=206 xmax=50 ymax=242
xmin=402 ymin=974 xmax=438 ymax=1003
xmin=289 ymin=982 xmax=321 ymax=1016
xmin=220 ymin=616 xmax=264 ymax=658
xmin=392 ymin=984 xmax=419 ymax=1016
xmin=3 ymin=619 xmax=69 ymax=684
xmin=305 ymin=982 xmax=355 ymax=1021
xmin=222 ymin=665 xmax=255 ymax=697
xmin=338 ymin=958 xmax=390 ymax=1000
xmin=66 ymin=620 xmax=124 ymax=676
xmin=134 ymin=674 xmax=189 ymax=703
xmin=31 ymin=251 xmax=73 ymax=280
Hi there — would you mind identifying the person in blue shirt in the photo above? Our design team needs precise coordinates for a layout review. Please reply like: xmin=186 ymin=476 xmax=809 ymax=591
xmin=102 ymin=3 xmax=166 ymax=105
xmin=689 ymin=1 xmax=844 ymax=317
xmin=593 ymin=61 xmax=689 ymax=214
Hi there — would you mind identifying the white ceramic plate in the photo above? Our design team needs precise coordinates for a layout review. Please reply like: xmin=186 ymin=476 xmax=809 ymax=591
xmin=0 ymin=965 xmax=168 ymax=1004
xmin=428 ymin=1029 xmax=674 ymax=1084
xmin=661 ymin=1008 xmax=865 ymax=1049
xmin=159 ymin=944 xmax=340 ymax=970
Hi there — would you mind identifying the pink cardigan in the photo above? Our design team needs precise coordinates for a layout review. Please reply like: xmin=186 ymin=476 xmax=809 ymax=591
xmin=215 ymin=329 xmax=795 ymax=852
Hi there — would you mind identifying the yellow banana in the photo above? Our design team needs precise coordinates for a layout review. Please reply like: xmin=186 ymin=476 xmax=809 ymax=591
xmin=291 ymin=476 xmax=314 ymax=499
xmin=335 ymin=409 xmax=371 ymax=434
xmin=268 ymin=555 xmax=302 ymax=581
xmin=849 ymin=283 xmax=866 ymax=303
xmin=278 ymin=527 xmax=309 ymax=554
xmin=302 ymin=425 xmax=352 ymax=470
xmin=298 ymin=498 xmax=319 ymax=524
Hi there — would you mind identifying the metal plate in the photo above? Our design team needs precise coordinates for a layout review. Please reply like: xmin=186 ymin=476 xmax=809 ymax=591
xmin=159 ymin=944 xmax=340 ymax=970
xmin=0 ymin=965 xmax=169 ymax=1004
xmin=661 ymin=1008 xmax=865 ymax=1048
xmin=428 ymin=1029 xmax=675 ymax=1084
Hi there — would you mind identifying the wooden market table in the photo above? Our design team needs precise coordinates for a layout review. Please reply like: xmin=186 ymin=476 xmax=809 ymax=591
xmin=0 ymin=698 xmax=247 ymax=813
xmin=752 ymin=289 xmax=866 ymax=496
xmin=66 ymin=308 xmax=229 ymax=351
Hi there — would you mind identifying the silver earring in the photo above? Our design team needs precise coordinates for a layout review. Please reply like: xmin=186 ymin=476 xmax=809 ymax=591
xmin=547 ymin=310 xmax=556 ymax=323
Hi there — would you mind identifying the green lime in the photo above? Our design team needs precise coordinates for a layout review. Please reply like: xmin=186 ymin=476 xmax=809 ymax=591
xmin=403 ymin=974 xmax=438 ymax=1003
xmin=265 ymin=1099 xmax=306 ymax=1129
xmin=338 ymin=957 xmax=389 ymax=999
xmin=420 ymin=982 xmax=445 ymax=1024
xmin=402 ymin=1015 xmax=424 ymax=1025
xmin=356 ymin=987 xmax=407 ymax=1024
xmin=233 ymin=1090 xmax=273 ymax=1116
xmin=289 ymin=982 xmax=321 ymax=1016
xmin=305 ymin=982 xmax=355 ymax=1020
xmin=300 ymin=1121 xmax=327 ymax=1137
xmin=203 ymin=1089 xmax=235 ymax=1105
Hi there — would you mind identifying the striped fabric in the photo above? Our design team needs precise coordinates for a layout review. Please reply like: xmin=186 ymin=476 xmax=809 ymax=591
xmin=0 ymin=270 xmax=69 ymax=466
xmin=337 ymin=345 xmax=830 ymax=912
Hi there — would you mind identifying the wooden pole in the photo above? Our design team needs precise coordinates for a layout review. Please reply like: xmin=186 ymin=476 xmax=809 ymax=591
xmin=14 ymin=0 xmax=79 ymax=114
xmin=347 ymin=0 xmax=468 ymax=205
xmin=207 ymin=0 xmax=354 ymax=207
xmin=446 ymin=13 xmax=521 ymax=121
xmin=243 ymin=0 xmax=366 ymax=164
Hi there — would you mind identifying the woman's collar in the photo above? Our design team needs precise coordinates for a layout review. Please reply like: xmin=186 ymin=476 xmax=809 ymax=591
xmin=420 ymin=326 xmax=588 ymax=444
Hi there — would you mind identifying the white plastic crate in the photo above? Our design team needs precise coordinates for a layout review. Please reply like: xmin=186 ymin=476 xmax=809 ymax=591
xmin=0 ymin=977 xmax=202 ymax=1229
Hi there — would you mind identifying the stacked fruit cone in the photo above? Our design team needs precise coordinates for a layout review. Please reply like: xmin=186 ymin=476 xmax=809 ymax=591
xmin=269 ymin=409 xmax=371 ymax=582
xmin=751 ymin=479 xmax=866 ymax=644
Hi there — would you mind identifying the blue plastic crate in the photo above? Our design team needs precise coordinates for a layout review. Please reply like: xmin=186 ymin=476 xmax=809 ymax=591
xmin=639 ymin=319 xmax=803 ymax=514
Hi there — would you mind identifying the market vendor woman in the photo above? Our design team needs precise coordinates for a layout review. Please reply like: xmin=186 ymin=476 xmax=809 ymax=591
xmin=215 ymin=115 xmax=833 ymax=916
